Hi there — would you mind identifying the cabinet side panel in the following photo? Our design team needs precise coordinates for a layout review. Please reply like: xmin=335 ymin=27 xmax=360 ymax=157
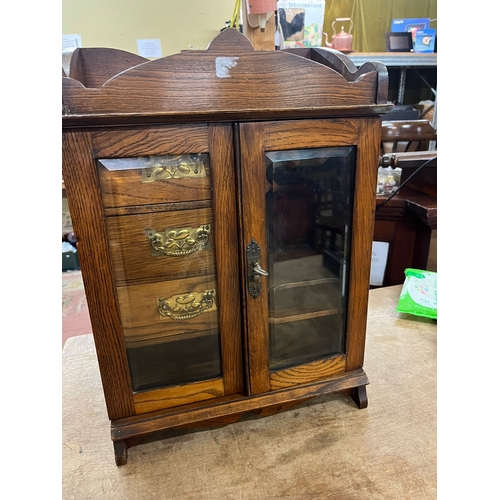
xmin=208 ymin=124 xmax=244 ymax=394
xmin=345 ymin=117 xmax=381 ymax=370
xmin=62 ymin=129 xmax=135 ymax=420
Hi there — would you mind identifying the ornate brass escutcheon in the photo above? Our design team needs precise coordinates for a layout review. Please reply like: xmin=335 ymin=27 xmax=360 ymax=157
xmin=146 ymin=225 xmax=211 ymax=256
xmin=141 ymin=154 xmax=207 ymax=183
xmin=157 ymin=289 xmax=217 ymax=320
xmin=247 ymin=239 xmax=268 ymax=298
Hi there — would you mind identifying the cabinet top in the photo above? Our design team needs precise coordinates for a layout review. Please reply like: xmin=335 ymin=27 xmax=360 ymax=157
xmin=62 ymin=29 xmax=392 ymax=127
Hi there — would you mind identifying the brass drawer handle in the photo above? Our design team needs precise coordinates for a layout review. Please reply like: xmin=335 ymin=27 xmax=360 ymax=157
xmin=157 ymin=289 xmax=217 ymax=321
xmin=146 ymin=225 xmax=211 ymax=256
xmin=141 ymin=155 xmax=206 ymax=182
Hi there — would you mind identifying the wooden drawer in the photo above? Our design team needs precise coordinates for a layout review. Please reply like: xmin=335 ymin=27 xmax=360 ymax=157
xmin=117 ymin=275 xmax=219 ymax=343
xmin=106 ymin=208 xmax=215 ymax=286
xmin=97 ymin=154 xmax=212 ymax=208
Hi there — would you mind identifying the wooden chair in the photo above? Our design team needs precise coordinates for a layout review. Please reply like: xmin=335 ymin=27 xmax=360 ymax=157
xmin=380 ymin=119 xmax=437 ymax=196
xmin=381 ymin=119 xmax=437 ymax=155
xmin=372 ymin=119 xmax=437 ymax=287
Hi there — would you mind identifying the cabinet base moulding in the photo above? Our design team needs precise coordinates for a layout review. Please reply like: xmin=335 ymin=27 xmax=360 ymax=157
xmin=110 ymin=368 xmax=369 ymax=464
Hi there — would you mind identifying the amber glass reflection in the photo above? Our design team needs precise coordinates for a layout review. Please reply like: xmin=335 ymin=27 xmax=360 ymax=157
xmin=265 ymin=147 xmax=356 ymax=370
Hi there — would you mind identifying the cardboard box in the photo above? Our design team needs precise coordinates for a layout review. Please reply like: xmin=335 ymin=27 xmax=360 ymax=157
xmin=414 ymin=28 xmax=436 ymax=53
xmin=277 ymin=1 xmax=325 ymax=48
xmin=391 ymin=18 xmax=430 ymax=45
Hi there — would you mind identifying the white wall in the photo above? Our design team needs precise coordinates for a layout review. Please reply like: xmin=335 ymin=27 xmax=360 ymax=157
xmin=62 ymin=0 xmax=236 ymax=56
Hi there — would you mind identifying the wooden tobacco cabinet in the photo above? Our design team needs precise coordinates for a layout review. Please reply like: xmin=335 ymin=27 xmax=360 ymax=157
xmin=62 ymin=29 xmax=391 ymax=465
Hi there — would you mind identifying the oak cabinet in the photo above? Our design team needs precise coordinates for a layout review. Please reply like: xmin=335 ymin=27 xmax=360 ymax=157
xmin=62 ymin=29 xmax=390 ymax=465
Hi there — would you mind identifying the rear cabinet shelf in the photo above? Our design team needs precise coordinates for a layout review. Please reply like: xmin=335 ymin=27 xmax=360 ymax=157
xmin=62 ymin=29 xmax=390 ymax=466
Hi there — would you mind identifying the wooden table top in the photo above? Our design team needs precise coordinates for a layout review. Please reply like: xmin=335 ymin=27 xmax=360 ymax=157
xmin=62 ymin=285 xmax=437 ymax=499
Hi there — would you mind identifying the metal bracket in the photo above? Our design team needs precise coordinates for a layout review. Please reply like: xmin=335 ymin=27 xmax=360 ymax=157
xmin=247 ymin=239 xmax=268 ymax=298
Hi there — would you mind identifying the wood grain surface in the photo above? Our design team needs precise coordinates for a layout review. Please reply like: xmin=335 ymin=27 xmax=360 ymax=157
xmin=270 ymin=356 xmax=346 ymax=390
xmin=111 ymin=369 xmax=369 ymax=440
xmin=238 ymin=122 xmax=271 ymax=395
xmin=345 ymin=117 xmax=382 ymax=371
xmin=63 ymin=285 xmax=437 ymax=499
xmin=105 ymin=208 xmax=215 ymax=286
xmin=62 ymin=28 xmax=391 ymax=449
xmin=91 ymin=124 xmax=209 ymax=157
xmin=62 ymin=129 xmax=135 ymax=420
xmin=62 ymin=29 xmax=390 ymax=126
xmin=208 ymin=123 xmax=244 ymax=396
xmin=116 ymin=275 xmax=218 ymax=332
xmin=98 ymin=161 xmax=212 ymax=208
xmin=133 ymin=378 xmax=225 ymax=414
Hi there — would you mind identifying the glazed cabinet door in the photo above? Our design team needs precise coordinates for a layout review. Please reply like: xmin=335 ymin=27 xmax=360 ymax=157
xmin=238 ymin=118 xmax=379 ymax=394
xmin=62 ymin=123 xmax=243 ymax=419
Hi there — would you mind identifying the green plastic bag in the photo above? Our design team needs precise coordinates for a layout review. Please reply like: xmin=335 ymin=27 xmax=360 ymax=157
xmin=396 ymin=268 xmax=437 ymax=319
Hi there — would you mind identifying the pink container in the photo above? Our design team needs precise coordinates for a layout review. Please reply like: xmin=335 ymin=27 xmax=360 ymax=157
xmin=246 ymin=0 xmax=277 ymax=15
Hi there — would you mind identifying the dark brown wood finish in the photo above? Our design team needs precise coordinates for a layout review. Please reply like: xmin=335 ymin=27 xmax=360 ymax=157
xmin=115 ymin=275 xmax=218 ymax=331
xmin=104 ymin=208 xmax=216 ymax=286
xmin=63 ymin=51 xmax=379 ymax=115
xmin=111 ymin=368 xmax=369 ymax=441
xmin=263 ymin=119 xmax=359 ymax=148
xmin=62 ymin=47 xmax=148 ymax=87
xmin=62 ymin=29 xmax=390 ymax=464
xmin=92 ymin=122 xmax=244 ymax=407
xmin=249 ymin=118 xmax=380 ymax=379
xmin=91 ymin=124 xmax=209 ymax=157
xmin=208 ymin=124 xmax=244 ymax=396
xmin=113 ymin=440 xmax=128 ymax=467
xmin=62 ymin=130 xmax=135 ymax=420
xmin=381 ymin=119 xmax=437 ymax=154
xmin=351 ymin=384 xmax=368 ymax=409
xmin=284 ymin=47 xmax=389 ymax=105
xmin=373 ymin=189 xmax=437 ymax=286
xmin=239 ymin=122 xmax=271 ymax=395
xmin=94 ymin=125 xmax=212 ymax=208
xmin=345 ymin=117 xmax=381 ymax=371
xmin=62 ymin=29 xmax=391 ymax=127
xmin=373 ymin=119 xmax=437 ymax=286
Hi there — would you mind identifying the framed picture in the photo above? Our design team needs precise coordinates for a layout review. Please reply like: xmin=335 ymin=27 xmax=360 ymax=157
xmin=277 ymin=0 xmax=325 ymax=48
xmin=385 ymin=32 xmax=413 ymax=52
xmin=391 ymin=18 xmax=430 ymax=46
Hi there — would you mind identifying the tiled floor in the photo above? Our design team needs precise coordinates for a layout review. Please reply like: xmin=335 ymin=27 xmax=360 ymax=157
xmin=62 ymin=270 xmax=92 ymax=347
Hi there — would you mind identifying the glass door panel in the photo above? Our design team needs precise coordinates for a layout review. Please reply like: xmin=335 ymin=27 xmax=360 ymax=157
xmin=126 ymin=329 xmax=222 ymax=392
xmin=97 ymin=153 xmax=223 ymax=393
xmin=265 ymin=147 xmax=356 ymax=371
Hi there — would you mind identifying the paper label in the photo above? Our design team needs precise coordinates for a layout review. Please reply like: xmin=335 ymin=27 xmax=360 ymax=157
xmin=370 ymin=241 xmax=389 ymax=286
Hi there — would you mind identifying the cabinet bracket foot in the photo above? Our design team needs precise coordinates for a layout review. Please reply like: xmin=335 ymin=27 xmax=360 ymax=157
xmin=113 ymin=440 xmax=128 ymax=466
xmin=351 ymin=384 xmax=368 ymax=409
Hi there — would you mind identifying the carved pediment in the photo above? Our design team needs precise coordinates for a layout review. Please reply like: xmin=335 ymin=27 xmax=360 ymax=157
xmin=62 ymin=29 xmax=390 ymax=124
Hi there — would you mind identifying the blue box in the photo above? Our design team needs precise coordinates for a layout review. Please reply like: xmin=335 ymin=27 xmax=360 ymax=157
xmin=414 ymin=28 xmax=436 ymax=53
xmin=391 ymin=18 xmax=430 ymax=44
